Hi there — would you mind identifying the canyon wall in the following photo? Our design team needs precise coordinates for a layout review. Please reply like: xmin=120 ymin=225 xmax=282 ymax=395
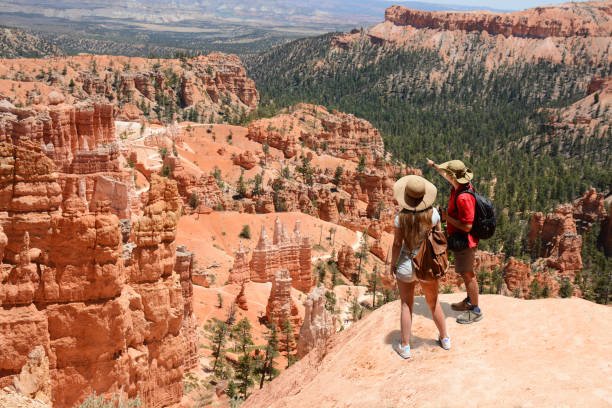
xmin=0 ymin=138 xmax=195 ymax=407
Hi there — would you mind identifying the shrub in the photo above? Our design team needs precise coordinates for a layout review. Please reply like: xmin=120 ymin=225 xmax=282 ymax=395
xmin=559 ymin=279 xmax=573 ymax=298
xmin=239 ymin=225 xmax=251 ymax=239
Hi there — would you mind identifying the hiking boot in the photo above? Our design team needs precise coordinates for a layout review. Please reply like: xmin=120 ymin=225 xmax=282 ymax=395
xmin=456 ymin=308 xmax=483 ymax=324
xmin=393 ymin=340 xmax=411 ymax=359
xmin=451 ymin=296 xmax=472 ymax=311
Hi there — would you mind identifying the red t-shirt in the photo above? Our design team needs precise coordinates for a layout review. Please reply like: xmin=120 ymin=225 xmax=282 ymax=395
xmin=447 ymin=184 xmax=479 ymax=248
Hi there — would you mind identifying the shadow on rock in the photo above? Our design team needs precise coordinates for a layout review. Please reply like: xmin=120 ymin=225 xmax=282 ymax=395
xmin=412 ymin=297 xmax=455 ymax=319
xmin=384 ymin=329 xmax=439 ymax=349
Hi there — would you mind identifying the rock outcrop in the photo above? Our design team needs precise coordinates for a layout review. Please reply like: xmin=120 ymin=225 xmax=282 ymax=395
xmin=297 ymin=286 xmax=335 ymax=358
xmin=0 ymin=98 xmax=135 ymax=220
xmin=229 ymin=241 xmax=251 ymax=285
xmin=235 ymin=283 xmax=248 ymax=311
xmin=572 ymin=188 xmax=607 ymax=234
xmin=0 ymin=141 xmax=195 ymax=408
xmin=0 ymin=53 xmax=259 ymax=125
xmin=337 ymin=245 xmax=357 ymax=278
xmin=250 ymin=218 xmax=313 ymax=292
xmin=265 ymin=269 xmax=301 ymax=330
xmin=383 ymin=3 xmax=612 ymax=39
xmin=528 ymin=204 xmax=582 ymax=279
xmin=599 ymin=210 xmax=612 ymax=257
xmin=334 ymin=2 xmax=612 ymax=69
xmin=247 ymin=104 xmax=384 ymax=161
xmin=232 ymin=151 xmax=258 ymax=170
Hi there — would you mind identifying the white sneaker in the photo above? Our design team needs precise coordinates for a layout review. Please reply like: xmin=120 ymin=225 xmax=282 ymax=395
xmin=393 ymin=340 xmax=411 ymax=359
xmin=439 ymin=335 xmax=451 ymax=350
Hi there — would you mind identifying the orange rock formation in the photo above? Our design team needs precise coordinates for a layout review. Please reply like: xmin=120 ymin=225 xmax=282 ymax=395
xmin=265 ymin=269 xmax=302 ymax=330
xmin=250 ymin=218 xmax=313 ymax=292
xmin=383 ymin=3 xmax=612 ymax=38
xmin=0 ymin=140 xmax=196 ymax=407
xmin=229 ymin=241 xmax=251 ymax=285
xmin=529 ymin=204 xmax=582 ymax=279
xmin=243 ymin=294 xmax=612 ymax=408
xmin=297 ymin=286 xmax=335 ymax=358
xmin=247 ymin=104 xmax=384 ymax=162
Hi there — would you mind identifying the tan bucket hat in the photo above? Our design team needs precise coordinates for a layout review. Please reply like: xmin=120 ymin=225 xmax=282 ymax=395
xmin=438 ymin=160 xmax=473 ymax=184
xmin=393 ymin=175 xmax=437 ymax=212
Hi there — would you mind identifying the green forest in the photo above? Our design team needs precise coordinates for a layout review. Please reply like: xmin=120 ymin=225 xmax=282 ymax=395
xmin=244 ymin=33 xmax=612 ymax=303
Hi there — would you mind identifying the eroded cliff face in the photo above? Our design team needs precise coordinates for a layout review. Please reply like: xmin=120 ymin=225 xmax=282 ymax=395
xmin=333 ymin=2 xmax=612 ymax=69
xmin=0 ymin=140 xmax=196 ymax=407
xmin=0 ymin=53 xmax=259 ymax=124
xmin=383 ymin=3 xmax=612 ymax=38
xmin=247 ymin=104 xmax=384 ymax=162
xmin=529 ymin=204 xmax=583 ymax=279
xmin=0 ymin=97 xmax=135 ymax=220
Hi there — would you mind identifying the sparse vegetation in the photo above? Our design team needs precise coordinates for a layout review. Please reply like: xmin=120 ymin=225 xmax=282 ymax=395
xmin=239 ymin=225 xmax=252 ymax=239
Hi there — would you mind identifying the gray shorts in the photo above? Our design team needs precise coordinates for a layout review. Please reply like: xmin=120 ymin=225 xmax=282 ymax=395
xmin=453 ymin=247 xmax=476 ymax=275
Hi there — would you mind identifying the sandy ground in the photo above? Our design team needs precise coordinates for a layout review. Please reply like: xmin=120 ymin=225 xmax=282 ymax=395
xmin=242 ymin=294 xmax=612 ymax=408
xmin=176 ymin=211 xmax=364 ymax=286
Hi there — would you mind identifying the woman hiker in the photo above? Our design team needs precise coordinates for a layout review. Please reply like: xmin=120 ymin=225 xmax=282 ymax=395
xmin=427 ymin=158 xmax=483 ymax=324
xmin=390 ymin=174 xmax=450 ymax=359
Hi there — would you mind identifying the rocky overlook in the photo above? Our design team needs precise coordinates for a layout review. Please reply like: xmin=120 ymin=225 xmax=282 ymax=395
xmin=243 ymin=294 xmax=612 ymax=408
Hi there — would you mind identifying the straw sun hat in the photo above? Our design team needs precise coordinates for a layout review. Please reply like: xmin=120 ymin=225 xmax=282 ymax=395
xmin=393 ymin=175 xmax=437 ymax=212
xmin=438 ymin=160 xmax=473 ymax=184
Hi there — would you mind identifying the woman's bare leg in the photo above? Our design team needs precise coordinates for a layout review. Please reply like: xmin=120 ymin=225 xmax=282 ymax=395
xmin=420 ymin=280 xmax=449 ymax=339
xmin=397 ymin=280 xmax=417 ymax=347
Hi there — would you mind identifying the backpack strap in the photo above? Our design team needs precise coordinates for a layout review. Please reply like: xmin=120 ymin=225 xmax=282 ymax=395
xmin=453 ymin=188 xmax=475 ymax=211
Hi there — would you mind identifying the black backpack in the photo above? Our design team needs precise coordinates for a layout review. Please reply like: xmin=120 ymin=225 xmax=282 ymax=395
xmin=454 ymin=189 xmax=496 ymax=240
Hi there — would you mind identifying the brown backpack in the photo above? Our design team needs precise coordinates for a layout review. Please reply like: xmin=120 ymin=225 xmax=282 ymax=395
xmin=412 ymin=227 xmax=449 ymax=281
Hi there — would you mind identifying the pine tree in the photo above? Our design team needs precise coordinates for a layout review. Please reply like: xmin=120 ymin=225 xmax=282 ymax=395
xmin=262 ymin=142 xmax=269 ymax=167
xmin=356 ymin=155 xmax=366 ymax=173
xmin=280 ymin=319 xmax=296 ymax=368
xmin=235 ymin=354 xmax=253 ymax=399
xmin=357 ymin=230 xmax=369 ymax=282
xmin=233 ymin=317 xmax=254 ymax=356
xmin=333 ymin=166 xmax=343 ymax=187
xmin=366 ymin=265 xmax=382 ymax=309
xmin=255 ymin=322 xmax=280 ymax=389
xmin=237 ymin=169 xmax=247 ymax=197
xmin=203 ymin=318 xmax=230 ymax=379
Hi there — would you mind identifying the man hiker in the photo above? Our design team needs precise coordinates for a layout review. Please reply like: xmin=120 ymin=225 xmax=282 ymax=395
xmin=427 ymin=159 xmax=483 ymax=324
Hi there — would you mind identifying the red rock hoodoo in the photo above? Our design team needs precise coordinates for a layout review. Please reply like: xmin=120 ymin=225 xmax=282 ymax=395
xmin=250 ymin=218 xmax=313 ymax=292
xmin=265 ymin=269 xmax=302 ymax=330
xmin=528 ymin=204 xmax=583 ymax=279
xmin=0 ymin=139 xmax=196 ymax=407
xmin=297 ymin=286 xmax=336 ymax=358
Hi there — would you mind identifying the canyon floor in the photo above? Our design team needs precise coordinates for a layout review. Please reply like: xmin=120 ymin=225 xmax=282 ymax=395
xmin=243 ymin=293 xmax=612 ymax=408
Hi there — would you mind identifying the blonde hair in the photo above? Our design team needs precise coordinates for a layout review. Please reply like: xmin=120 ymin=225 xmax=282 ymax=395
xmin=398 ymin=208 xmax=433 ymax=250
